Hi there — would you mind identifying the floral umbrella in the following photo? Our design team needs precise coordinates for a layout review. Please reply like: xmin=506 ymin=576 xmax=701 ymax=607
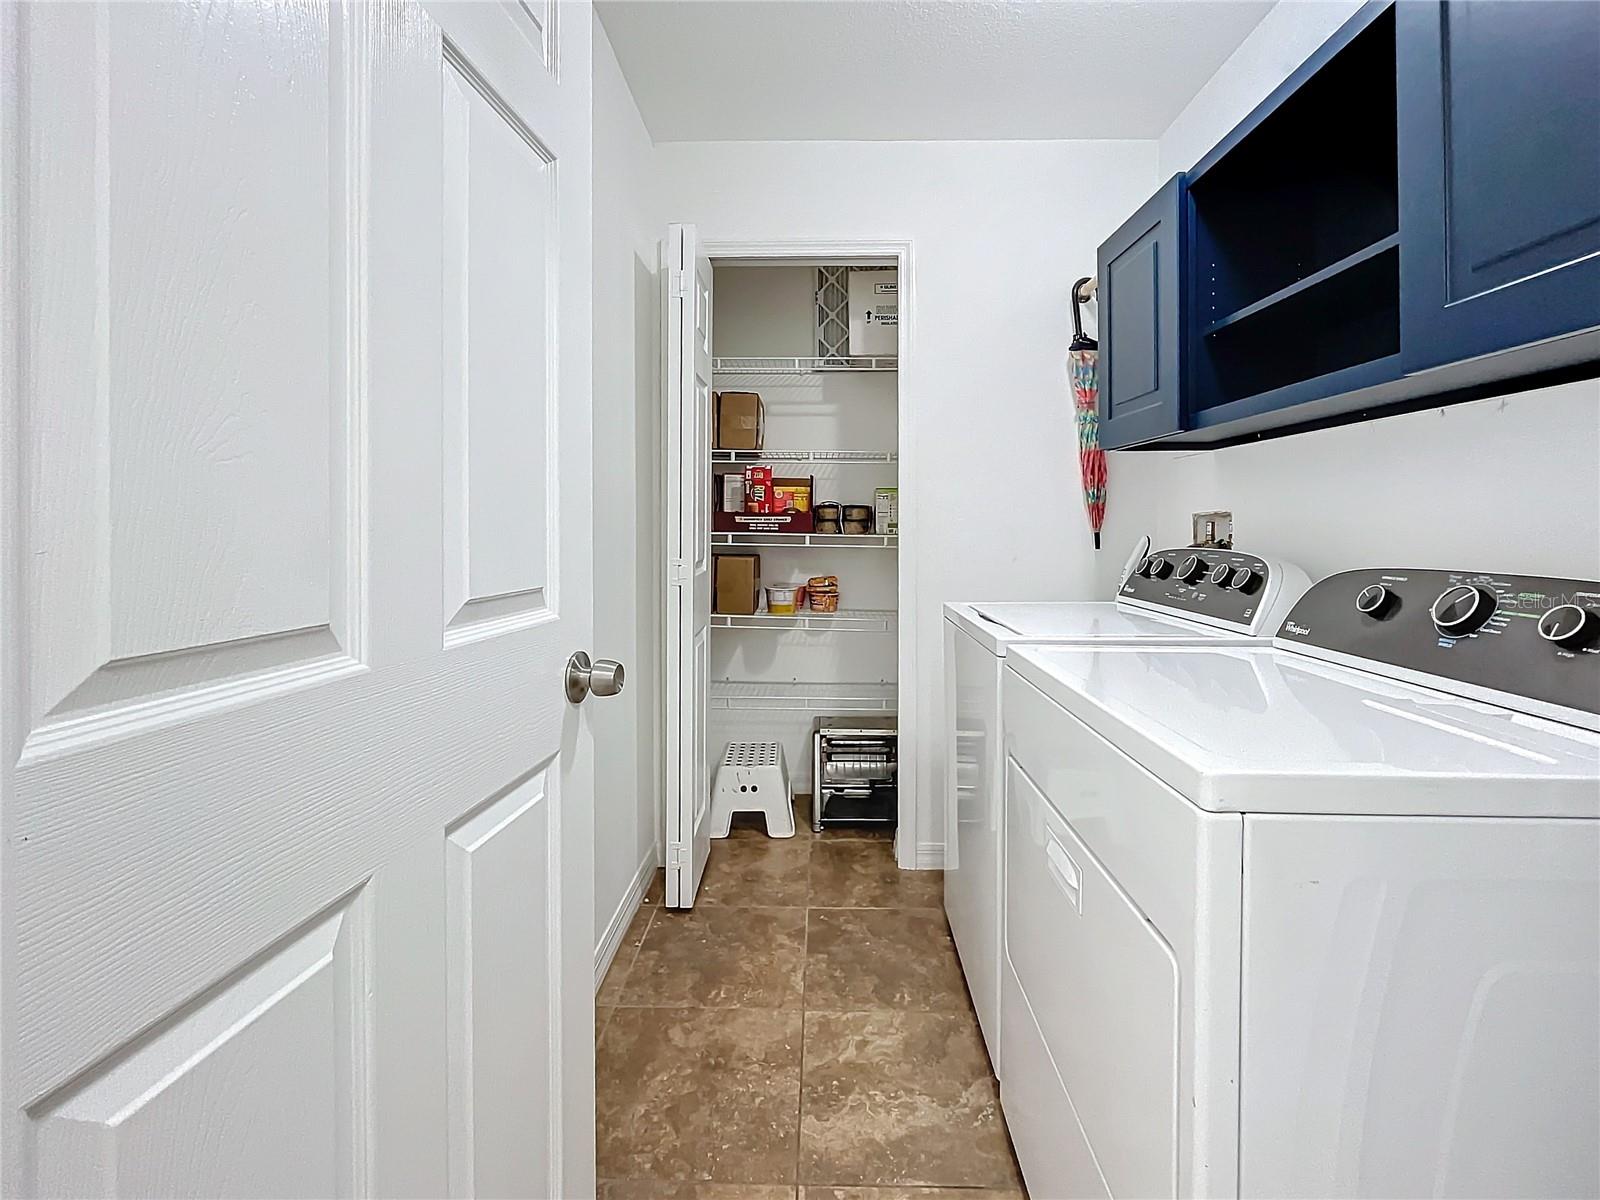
xmin=1069 ymin=276 xmax=1106 ymax=550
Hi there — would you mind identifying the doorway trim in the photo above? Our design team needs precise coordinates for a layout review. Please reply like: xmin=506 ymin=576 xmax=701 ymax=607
xmin=699 ymin=236 xmax=920 ymax=870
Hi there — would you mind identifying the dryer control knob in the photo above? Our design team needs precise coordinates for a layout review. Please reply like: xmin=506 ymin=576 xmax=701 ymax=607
xmin=1177 ymin=554 xmax=1207 ymax=583
xmin=1229 ymin=567 xmax=1261 ymax=594
xmin=1431 ymin=584 xmax=1497 ymax=637
xmin=1147 ymin=556 xmax=1174 ymax=579
xmin=1208 ymin=563 xmax=1233 ymax=588
xmin=1538 ymin=604 xmax=1599 ymax=650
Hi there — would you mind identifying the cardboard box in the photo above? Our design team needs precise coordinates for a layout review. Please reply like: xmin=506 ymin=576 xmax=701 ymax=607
xmin=714 ymin=554 xmax=761 ymax=615
xmin=712 ymin=510 xmax=814 ymax=534
xmin=715 ymin=392 xmax=764 ymax=450
xmin=848 ymin=269 xmax=898 ymax=356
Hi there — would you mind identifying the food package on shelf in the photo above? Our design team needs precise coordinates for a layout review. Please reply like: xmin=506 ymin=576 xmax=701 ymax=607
xmin=806 ymin=575 xmax=840 ymax=613
xmin=874 ymin=487 xmax=898 ymax=535
xmin=744 ymin=466 xmax=774 ymax=514
xmin=772 ymin=476 xmax=813 ymax=514
xmin=766 ymin=583 xmax=808 ymax=615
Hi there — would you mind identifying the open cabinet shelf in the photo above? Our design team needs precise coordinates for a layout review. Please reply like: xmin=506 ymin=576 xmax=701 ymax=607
xmin=1200 ymin=233 xmax=1400 ymax=337
xmin=712 ymin=531 xmax=898 ymax=550
xmin=713 ymin=355 xmax=898 ymax=375
xmin=712 ymin=448 xmax=897 ymax=464
xmin=1183 ymin=5 xmax=1401 ymax=420
xmin=710 ymin=680 xmax=897 ymax=714
xmin=712 ymin=608 xmax=896 ymax=633
xmin=1195 ymin=239 xmax=1400 ymax=408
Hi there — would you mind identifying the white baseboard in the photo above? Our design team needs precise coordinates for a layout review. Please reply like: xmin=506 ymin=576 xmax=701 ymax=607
xmin=594 ymin=850 xmax=658 ymax=994
xmin=915 ymin=841 xmax=945 ymax=870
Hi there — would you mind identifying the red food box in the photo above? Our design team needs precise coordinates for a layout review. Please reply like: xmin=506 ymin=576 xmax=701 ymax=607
xmin=744 ymin=466 xmax=774 ymax=514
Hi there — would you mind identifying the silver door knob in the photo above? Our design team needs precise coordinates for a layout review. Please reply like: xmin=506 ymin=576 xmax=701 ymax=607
xmin=565 ymin=651 xmax=626 ymax=704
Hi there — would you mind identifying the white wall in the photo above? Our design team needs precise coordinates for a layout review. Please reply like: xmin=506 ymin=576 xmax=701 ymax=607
xmin=1157 ymin=0 xmax=1362 ymax=178
xmin=1099 ymin=382 xmax=1600 ymax=591
xmin=712 ymin=264 xmax=817 ymax=357
xmin=1096 ymin=0 xmax=1600 ymax=593
xmin=656 ymin=139 xmax=1160 ymax=861
xmin=591 ymin=13 xmax=661 ymax=971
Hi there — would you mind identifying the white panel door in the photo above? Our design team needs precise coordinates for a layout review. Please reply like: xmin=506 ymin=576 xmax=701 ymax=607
xmin=663 ymin=223 xmax=714 ymax=908
xmin=0 ymin=2 xmax=594 ymax=1197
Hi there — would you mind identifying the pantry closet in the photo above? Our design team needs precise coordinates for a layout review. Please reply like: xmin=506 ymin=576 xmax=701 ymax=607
xmin=663 ymin=226 xmax=904 ymax=906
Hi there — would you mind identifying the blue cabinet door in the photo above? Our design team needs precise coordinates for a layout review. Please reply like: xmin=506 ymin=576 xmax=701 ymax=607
xmin=1398 ymin=0 xmax=1600 ymax=373
xmin=1098 ymin=175 xmax=1185 ymax=448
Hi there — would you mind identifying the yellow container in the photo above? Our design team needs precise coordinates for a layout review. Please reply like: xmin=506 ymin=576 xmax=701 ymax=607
xmin=766 ymin=584 xmax=801 ymax=615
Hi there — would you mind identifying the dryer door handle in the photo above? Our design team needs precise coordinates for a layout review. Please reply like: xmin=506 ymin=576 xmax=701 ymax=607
xmin=1045 ymin=835 xmax=1083 ymax=914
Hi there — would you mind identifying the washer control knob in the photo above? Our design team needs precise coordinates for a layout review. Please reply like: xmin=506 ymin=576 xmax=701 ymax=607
xmin=1538 ymin=604 xmax=1599 ymax=650
xmin=1208 ymin=563 xmax=1233 ymax=588
xmin=1356 ymin=583 xmax=1394 ymax=617
xmin=1229 ymin=566 xmax=1261 ymax=594
xmin=1147 ymin=556 xmax=1174 ymax=579
xmin=1431 ymin=584 xmax=1497 ymax=637
xmin=1177 ymin=554 xmax=1207 ymax=584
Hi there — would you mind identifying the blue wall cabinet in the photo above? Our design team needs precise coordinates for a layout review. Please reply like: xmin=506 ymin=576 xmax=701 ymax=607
xmin=1097 ymin=175 xmax=1185 ymax=448
xmin=1398 ymin=0 xmax=1600 ymax=373
xmin=1093 ymin=0 xmax=1597 ymax=450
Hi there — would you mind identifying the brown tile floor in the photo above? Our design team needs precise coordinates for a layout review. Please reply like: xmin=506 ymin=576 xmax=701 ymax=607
xmin=596 ymin=800 xmax=1027 ymax=1199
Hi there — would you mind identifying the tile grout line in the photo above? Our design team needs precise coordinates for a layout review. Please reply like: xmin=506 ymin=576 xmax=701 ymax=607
xmin=605 ymin=838 xmax=1012 ymax=1196
xmin=797 ymin=893 xmax=811 ymax=1191
xmin=796 ymin=826 xmax=815 ymax=1190
xmin=599 ymin=893 xmax=658 ymax=1027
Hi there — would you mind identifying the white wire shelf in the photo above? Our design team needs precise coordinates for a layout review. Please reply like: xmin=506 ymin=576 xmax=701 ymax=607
xmin=713 ymin=531 xmax=897 ymax=550
xmin=712 ymin=608 xmax=896 ymax=634
xmin=711 ymin=448 xmax=898 ymax=464
xmin=710 ymin=680 xmax=897 ymax=714
xmin=713 ymin=355 xmax=898 ymax=375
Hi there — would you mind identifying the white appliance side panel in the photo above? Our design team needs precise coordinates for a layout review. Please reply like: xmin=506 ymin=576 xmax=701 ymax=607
xmin=1240 ymin=814 xmax=1600 ymax=1200
xmin=1002 ymin=667 xmax=1242 ymax=1198
xmin=943 ymin=620 xmax=1003 ymax=1062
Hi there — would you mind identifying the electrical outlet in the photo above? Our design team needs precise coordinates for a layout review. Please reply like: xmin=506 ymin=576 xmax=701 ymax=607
xmin=1192 ymin=511 xmax=1233 ymax=549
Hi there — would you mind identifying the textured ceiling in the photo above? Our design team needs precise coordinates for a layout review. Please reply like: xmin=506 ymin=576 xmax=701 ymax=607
xmin=596 ymin=0 xmax=1276 ymax=142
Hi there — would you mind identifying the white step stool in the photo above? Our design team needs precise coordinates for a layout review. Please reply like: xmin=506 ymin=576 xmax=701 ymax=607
xmin=710 ymin=741 xmax=795 ymax=838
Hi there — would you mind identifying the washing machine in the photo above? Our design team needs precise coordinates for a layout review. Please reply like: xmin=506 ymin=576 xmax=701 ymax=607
xmin=942 ymin=544 xmax=1310 ymax=1065
xmin=1000 ymin=566 xmax=1600 ymax=1199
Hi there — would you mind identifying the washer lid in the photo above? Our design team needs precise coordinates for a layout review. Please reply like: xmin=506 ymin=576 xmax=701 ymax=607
xmin=1007 ymin=644 xmax=1600 ymax=818
xmin=943 ymin=601 xmax=1259 ymax=656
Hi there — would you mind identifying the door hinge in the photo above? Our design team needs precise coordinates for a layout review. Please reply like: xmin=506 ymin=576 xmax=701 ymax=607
xmin=668 ymin=558 xmax=690 ymax=586
xmin=669 ymin=268 xmax=688 ymax=299
xmin=667 ymin=843 xmax=688 ymax=867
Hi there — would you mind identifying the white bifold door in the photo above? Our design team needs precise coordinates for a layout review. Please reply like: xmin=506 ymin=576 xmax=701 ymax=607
xmin=663 ymin=224 xmax=714 ymax=907
xmin=1 ymin=2 xmax=595 ymax=1197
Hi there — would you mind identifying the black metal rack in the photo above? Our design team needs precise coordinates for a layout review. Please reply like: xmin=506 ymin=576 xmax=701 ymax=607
xmin=811 ymin=716 xmax=898 ymax=833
